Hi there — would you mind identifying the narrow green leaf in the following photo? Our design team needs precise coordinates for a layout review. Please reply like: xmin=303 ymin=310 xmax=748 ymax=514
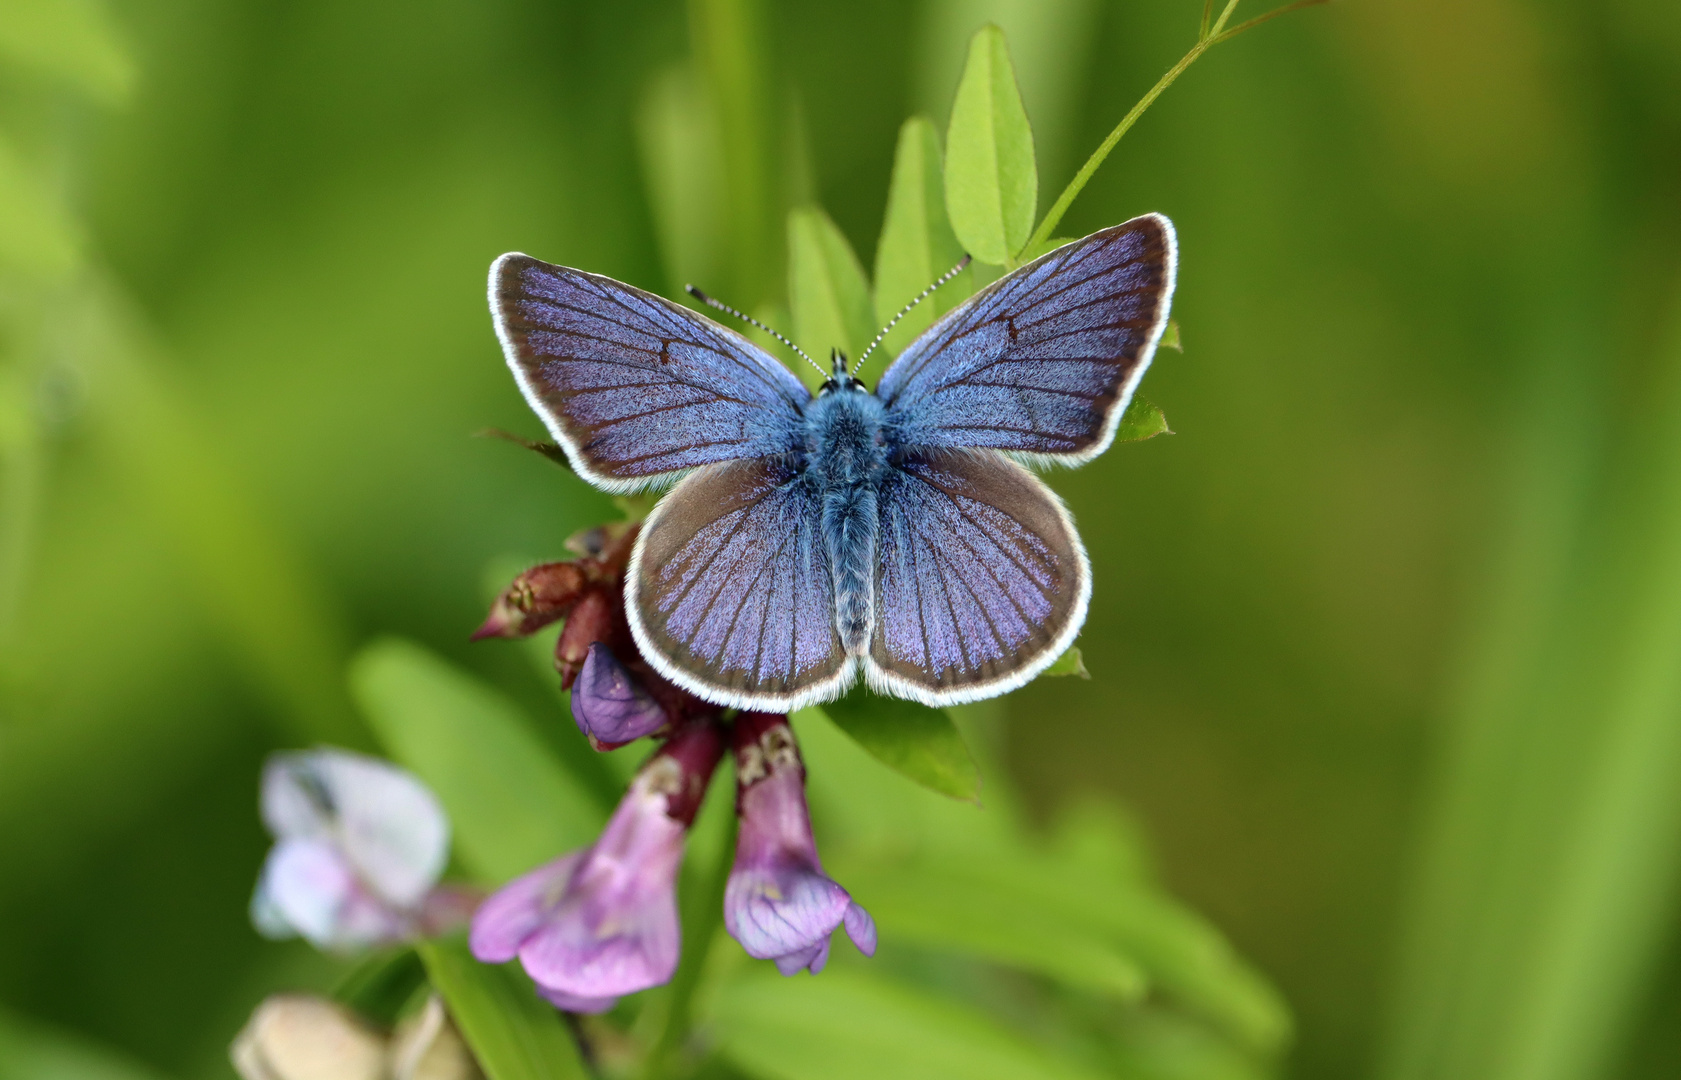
xmin=636 ymin=64 xmax=724 ymax=296
xmin=0 ymin=1006 xmax=171 ymax=1080
xmin=944 ymin=25 xmax=1037 ymax=265
xmin=0 ymin=0 xmax=135 ymax=104
xmin=418 ymin=938 xmax=589 ymax=1080
xmin=1160 ymin=318 xmax=1183 ymax=352
xmin=873 ymin=117 xmax=970 ymax=357
xmin=925 ymin=852 xmax=1292 ymax=1053
xmin=1017 ymin=235 xmax=1074 ymax=264
xmin=350 ymin=638 xmax=605 ymax=882
xmin=333 ymin=947 xmax=428 ymax=1026
xmin=789 ymin=206 xmax=875 ymax=371
xmin=834 ymin=861 xmax=1148 ymax=999
xmin=1038 ymin=646 xmax=1090 ymax=679
xmin=0 ymin=136 xmax=80 ymax=280
xmin=713 ymin=968 xmax=1103 ymax=1080
xmin=1117 ymin=396 xmax=1171 ymax=442
xmin=817 ymin=688 xmax=979 ymax=802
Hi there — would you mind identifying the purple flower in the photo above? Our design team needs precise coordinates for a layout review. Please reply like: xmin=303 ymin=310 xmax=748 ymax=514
xmin=571 ymin=642 xmax=669 ymax=748
xmin=470 ymin=719 xmax=725 ymax=1008
xmin=724 ymin=713 xmax=876 ymax=975
xmin=252 ymin=748 xmax=460 ymax=951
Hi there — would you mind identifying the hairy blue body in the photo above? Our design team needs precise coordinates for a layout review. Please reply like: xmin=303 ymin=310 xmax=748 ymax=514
xmin=800 ymin=379 xmax=891 ymax=652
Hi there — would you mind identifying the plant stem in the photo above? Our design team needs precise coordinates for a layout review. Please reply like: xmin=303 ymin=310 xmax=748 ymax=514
xmin=1021 ymin=0 xmax=1329 ymax=257
xmin=1209 ymin=0 xmax=1246 ymax=38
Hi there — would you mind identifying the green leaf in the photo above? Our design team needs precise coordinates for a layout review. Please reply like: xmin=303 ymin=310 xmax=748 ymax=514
xmin=833 ymin=859 xmax=1148 ymax=999
xmin=350 ymin=638 xmax=605 ymax=882
xmin=418 ymin=937 xmax=589 ymax=1080
xmin=0 ymin=0 xmax=135 ymax=104
xmin=944 ymin=25 xmax=1037 ymax=266
xmin=817 ymin=688 xmax=980 ymax=802
xmin=1017 ymin=235 xmax=1074 ymax=263
xmin=873 ymin=116 xmax=970 ymax=357
xmin=713 ymin=968 xmax=1104 ymax=1080
xmin=788 ymin=206 xmax=876 ymax=372
xmin=1039 ymin=646 xmax=1090 ymax=679
xmin=0 ymin=1006 xmax=171 ymax=1080
xmin=0 ymin=136 xmax=81 ymax=280
xmin=1160 ymin=318 xmax=1183 ymax=352
xmin=333 ymin=947 xmax=429 ymax=1025
xmin=1117 ymin=396 xmax=1171 ymax=442
xmin=921 ymin=852 xmax=1292 ymax=1054
xmin=636 ymin=64 xmax=724 ymax=295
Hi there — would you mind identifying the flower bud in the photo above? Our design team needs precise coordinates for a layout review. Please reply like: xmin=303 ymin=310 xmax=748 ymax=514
xmin=472 ymin=561 xmax=589 ymax=640
xmin=572 ymin=643 xmax=670 ymax=749
xmin=231 ymin=996 xmax=385 ymax=1080
xmin=554 ymin=586 xmax=615 ymax=688
xmin=389 ymin=996 xmax=485 ymax=1080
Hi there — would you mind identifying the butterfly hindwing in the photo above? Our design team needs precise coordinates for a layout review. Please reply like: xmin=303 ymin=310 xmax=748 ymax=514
xmin=867 ymin=449 xmax=1088 ymax=705
xmin=491 ymin=254 xmax=811 ymax=491
xmin=626 ymin=458 xmax=853 ymax=710
xmin=877 ymin=215 xmax=1176 ymax=464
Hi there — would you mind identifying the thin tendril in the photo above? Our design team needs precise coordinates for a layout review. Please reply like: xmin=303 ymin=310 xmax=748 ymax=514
xmin=685 ymin=285 xmax=827 ymax=376
xmin=851 ymin=255 xmax=973 ymax=375
xmin=1021 ymin=0 xmax=1329 ymax=258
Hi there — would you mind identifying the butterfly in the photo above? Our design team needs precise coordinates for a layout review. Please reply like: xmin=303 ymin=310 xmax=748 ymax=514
xmin=489 ymin=214 xmax=1177 ymax=710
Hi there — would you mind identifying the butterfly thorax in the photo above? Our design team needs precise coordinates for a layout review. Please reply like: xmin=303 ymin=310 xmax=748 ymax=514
xmin=802 ymin=384 xmax=889 ymax=654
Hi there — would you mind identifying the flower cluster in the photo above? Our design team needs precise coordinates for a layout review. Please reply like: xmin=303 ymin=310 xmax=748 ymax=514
xmin=467 ymin=525 xmax=874 ymax=1009
xmin=473 ymin=523 xmax=718 ymax=748
xmin=245 ymin=520 xmax=874 ymax=1019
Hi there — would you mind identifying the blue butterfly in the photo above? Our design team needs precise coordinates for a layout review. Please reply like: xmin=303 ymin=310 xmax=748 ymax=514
xmin=489 ymin=215 xmax=1177 ymax=710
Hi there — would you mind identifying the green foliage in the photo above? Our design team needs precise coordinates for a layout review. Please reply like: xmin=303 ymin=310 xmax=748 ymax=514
xmin=419 ymin=937 xmax=590 ymax=1080
xmin=873 ymin=116 xmax=970 ymax=358
xmin=817 ymin=687 xmax=981 ymax=802
xmin=788 ymin=205 xmax=876 ymax=368
xmin=0 ymin=1008 xmax=169 ymax=1080
xmin=944 ymin=25 xmax=1038 ymax=267
xmin=340 ymin=637 xmax=1286 ymax=1077
xmin=0 ymin=0 xmax=134 ymax=104
xmin=1117 ymin=397 xmax=1172 ymax=443
xmin=332 ymin=948 xmax=429 ymax=1026
xmin=1040 ymin=646 xmax=1090 ymax=679
xmin=0 ymin=136 xmax=79 ymax=280
xmin=712 ymin=968 xmax=1105 ymax=1080
xmin=351 ymin=638 xmax=604 ymax=882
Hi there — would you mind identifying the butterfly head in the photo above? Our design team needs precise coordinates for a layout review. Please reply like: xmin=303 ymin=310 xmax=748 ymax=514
xmin=819 ymin=348 xmax=864 ymax=396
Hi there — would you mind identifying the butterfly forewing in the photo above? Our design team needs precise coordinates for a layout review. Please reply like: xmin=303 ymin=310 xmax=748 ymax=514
xmin=626 ymin=459 xmax=853 ymax=710
xmin=877 ymin=215 xmax=1176 ymax=464
xmin=867 ymin=449 xmax=1088 ymax=705
xmin=491 ymin=255 xmax=810 ymax=490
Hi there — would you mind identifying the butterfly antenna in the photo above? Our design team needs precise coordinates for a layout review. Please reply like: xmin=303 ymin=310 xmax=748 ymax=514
xmin=851 ymin=255 xmax=973 ymax=375
xmin=685 ymin=285 xmax=827 ymax=377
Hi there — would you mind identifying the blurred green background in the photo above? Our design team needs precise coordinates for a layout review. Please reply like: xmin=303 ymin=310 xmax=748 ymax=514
xmin=4 ymin=0 xmax=1681 ymax=1078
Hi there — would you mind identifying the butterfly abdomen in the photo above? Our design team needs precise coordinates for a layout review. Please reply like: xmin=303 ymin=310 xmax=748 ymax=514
xmin=803 ymin=387 xmax=890 ymax=654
